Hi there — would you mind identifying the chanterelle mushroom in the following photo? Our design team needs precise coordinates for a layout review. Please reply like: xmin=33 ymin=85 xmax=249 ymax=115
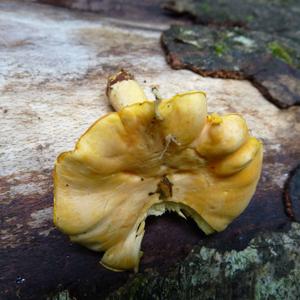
xmin=54 ymin=70 xmax=263 ymax=272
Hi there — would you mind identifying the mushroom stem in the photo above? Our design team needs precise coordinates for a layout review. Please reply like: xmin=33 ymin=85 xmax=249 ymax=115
xmin=106 ymin=69 xmax=148 ymax=111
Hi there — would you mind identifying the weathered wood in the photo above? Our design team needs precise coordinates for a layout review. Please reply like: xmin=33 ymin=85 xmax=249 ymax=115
xmin=0 ymin=1 xmax=300 ymax=299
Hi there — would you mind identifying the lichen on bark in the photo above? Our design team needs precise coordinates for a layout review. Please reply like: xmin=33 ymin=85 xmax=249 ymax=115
xmin=108 ymin=223 xmax=300 ymax=299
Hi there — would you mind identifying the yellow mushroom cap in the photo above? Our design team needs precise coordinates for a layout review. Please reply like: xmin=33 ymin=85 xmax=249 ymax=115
xmin=54 ymin=90 xmax=263 ymax=272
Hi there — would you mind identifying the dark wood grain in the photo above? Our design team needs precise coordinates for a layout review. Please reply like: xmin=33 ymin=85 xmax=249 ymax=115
xmin=1 ymin=149 xmax=299 ymax=299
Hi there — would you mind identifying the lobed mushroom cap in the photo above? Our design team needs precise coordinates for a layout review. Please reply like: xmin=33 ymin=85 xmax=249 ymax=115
xmin=54 ymin=91 xmax=263 ymax=271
